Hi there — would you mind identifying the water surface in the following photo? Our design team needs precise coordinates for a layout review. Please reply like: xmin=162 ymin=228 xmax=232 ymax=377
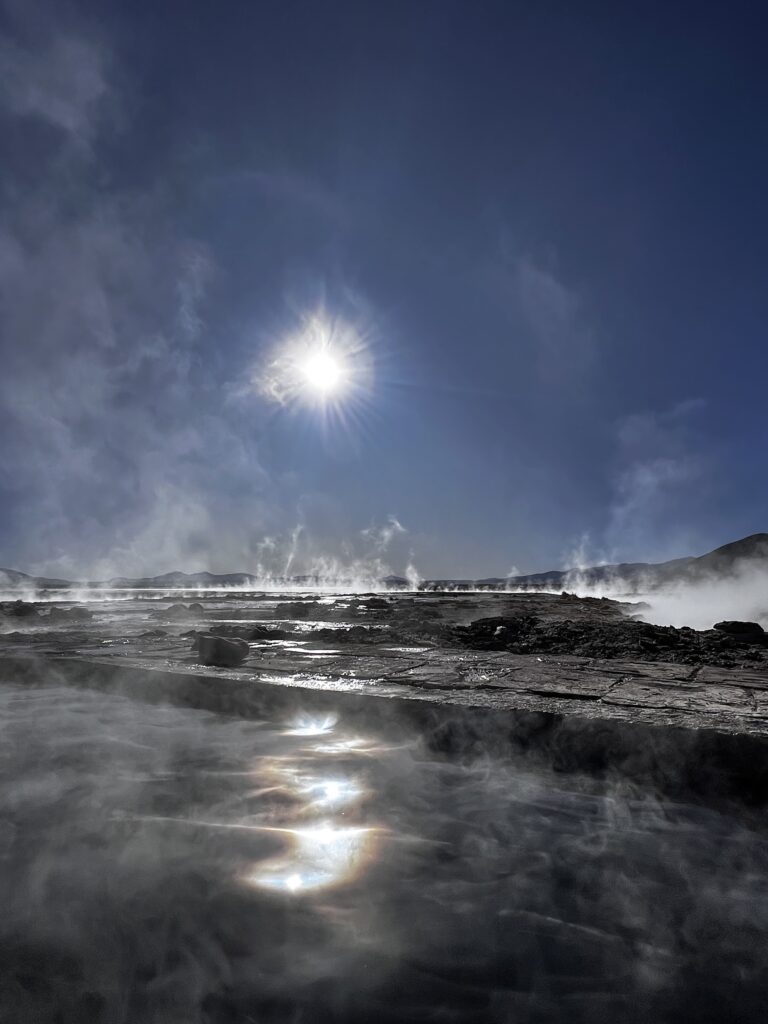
xmin=0 ymin=680 xmax=766 ymax=1023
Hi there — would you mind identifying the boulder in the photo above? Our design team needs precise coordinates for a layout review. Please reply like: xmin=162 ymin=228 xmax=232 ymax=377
xmin=154 ymin=602 xmax=204 ymax=621
xmin=195 ymin=634 xmax=249 ymax=667
xmin=713 ymin=620 xmax=765 ymax=636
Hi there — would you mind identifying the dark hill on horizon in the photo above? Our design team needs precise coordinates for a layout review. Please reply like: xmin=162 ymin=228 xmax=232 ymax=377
xmin=471 ymin=533 xmax=768 ymax=591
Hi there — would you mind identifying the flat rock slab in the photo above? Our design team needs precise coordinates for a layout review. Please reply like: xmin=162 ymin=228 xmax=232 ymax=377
xmin=3 ymin=638 xmax=768 ymax=737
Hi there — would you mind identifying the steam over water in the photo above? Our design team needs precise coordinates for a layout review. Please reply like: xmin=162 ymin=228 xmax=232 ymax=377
xmin=1 ymin=680 xmax=767 ymax=1022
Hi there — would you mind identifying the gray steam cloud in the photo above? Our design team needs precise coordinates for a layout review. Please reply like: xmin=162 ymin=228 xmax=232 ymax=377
xmin=605 ymin=399 xmax=710 ymax=563
xmin=0 ymin=7 xmax=415 ymax=584
xmin=0 ymin=11 xmax=238 ymax=577
xmin=539 ymin=399 xmax=768 ymax=630
xmin=561 ymin=560 xmax=768 ymax=632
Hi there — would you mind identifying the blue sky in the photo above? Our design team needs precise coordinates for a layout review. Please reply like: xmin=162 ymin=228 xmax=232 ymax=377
xmin=0 ymin=0 xmax=766 ymax=579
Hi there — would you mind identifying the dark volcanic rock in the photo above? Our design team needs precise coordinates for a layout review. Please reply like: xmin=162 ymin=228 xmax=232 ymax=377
xmin=154 ymin=602 xmax=205 ymax=621
xmin=7 ymin=600 xmax=40 ymax=618
xmin=195 ymin=634 xmax=249 ymax=667
xmin=714 ymin=620 xmax=765 ymax=636
xmin=1 ymin=602 xmax=92 ymax=623
xmin=44 ymin=607 xmax=93 ymax=623
xmin=452 ymin=615 xmax=768 ymax=667
xmin=346 ymin=598 xmax=392 ymax=617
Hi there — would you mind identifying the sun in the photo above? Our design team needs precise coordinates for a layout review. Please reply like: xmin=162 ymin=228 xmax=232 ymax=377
xmin=255 ymin=311 xmax=373 ymax=416
xmin=299 ymin=348 xmax=346 ymax=396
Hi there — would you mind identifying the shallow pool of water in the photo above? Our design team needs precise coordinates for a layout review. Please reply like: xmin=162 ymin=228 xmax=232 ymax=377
xmin=0 ymin=681 xmax=766 ymax=1023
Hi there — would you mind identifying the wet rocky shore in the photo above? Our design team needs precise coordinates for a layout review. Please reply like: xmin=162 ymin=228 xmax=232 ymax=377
xmin=2 ymin=589 xmax=768 ymax=739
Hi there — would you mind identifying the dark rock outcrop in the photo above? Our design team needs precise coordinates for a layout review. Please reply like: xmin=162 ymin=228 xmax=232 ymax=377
xmin=153 ymin=602 xmax=205 ymax=620
xmin=7 ymin=600 xmax=40 ymax=618
xmin=195 ymin=634 xmax=250 ymax=667
xmin=45 ymin=607 xmax=93 ymax=623
xmin=452 ymin=614 xmax=768 ymax=667
xmin=714 ymin=620 xmax=765 ymax=636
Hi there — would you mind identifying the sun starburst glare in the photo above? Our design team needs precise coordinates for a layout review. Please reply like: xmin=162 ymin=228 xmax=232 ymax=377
xmin=256 ymin=311 xmax=373 ymax=422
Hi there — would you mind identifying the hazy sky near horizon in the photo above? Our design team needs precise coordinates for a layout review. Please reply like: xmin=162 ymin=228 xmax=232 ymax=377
xmin=1 ymin=0 xmax=766 ymax=580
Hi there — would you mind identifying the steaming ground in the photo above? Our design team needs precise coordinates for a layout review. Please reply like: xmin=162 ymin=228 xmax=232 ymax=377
xmin=628 ymin=573 xmax=768 ymax=631
xmin=549 ymin=569 xmax=768 ymax=632
xmin=1 ymin=676 xmax=768 ymax=1023
xmin=516 ymin=538 xmax=768 ymax=631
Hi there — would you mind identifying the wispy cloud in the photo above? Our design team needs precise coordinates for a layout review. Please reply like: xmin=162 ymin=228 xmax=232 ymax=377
xmin=513 ymin=255 xmax=595 ymax=372
xmin=484 ymin=244 xmax=596 ymax=388
xmin=1 ymin=30 xmax=107 ymax=146
xmin=605 ymin=399 xmax=708 ymax=561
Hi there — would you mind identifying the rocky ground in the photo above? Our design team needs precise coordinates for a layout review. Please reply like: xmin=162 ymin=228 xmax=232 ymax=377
xmin=3 ymin=588 xmax=768 ymax=737
xmin=3 ymin=588 xmax=768 ymax=665
xmin=181 ymin=594 xmax=768 ymax=668
xmin=0 ymin=589 xmax=634 ymax=652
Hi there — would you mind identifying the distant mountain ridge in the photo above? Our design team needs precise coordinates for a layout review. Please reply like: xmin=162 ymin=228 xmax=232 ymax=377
xmin=0 ymin=567 xmax=74 ymax=589
xmin=420 ymin=534 xmax=768 ymax=591
xmin=2 ymin=534 xmax=768 ymax=592
xmin=0 ymin=568 xmax=262 ymax=590
xmin=472 ymin=533 xmax=768 ymax=592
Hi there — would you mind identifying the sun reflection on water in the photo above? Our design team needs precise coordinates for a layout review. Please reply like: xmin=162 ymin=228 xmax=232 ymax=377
xmin=301 ymin=776 xmax=364 ymax=808
xmin=239 ymin=712 xmax=382 ymax=895
xmin=312 ymin=736 xmax=404 ymax=757
xmin=244 ymin=823 xmax=377 ymax=894
xmin=286 ymin=713 xmax=338 ymax=736
xmin=256 ymin=761 xmax=366 ymax=812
